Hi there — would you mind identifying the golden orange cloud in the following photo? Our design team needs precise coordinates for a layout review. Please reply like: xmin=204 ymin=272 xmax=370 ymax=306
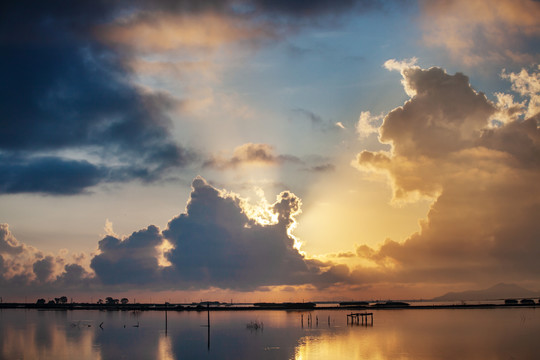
xmin=353 ymin=63 xmax=540 ymax=289
xmin=420 ymin=0 xmax=540 ymax=65
xmin=204 ymin=143 xmax=301 ymax=170
xmin=98 ymin=12 xmax=276 ymax=53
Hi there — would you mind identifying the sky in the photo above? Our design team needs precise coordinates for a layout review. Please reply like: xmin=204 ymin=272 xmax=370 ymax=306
xmin=1 ymin=0 xmax=539 ymax=303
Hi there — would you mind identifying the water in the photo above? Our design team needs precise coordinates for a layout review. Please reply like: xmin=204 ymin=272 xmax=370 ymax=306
xmin=1 ymin=308 xmax=539 ymax=359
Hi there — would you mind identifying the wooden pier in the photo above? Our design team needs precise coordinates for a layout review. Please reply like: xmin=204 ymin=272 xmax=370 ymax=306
xmin=347 ymin=312 xmax=373 ymax=326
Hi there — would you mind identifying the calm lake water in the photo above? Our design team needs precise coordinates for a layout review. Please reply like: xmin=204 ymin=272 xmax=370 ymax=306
xmin=1 ymin=307 xmax=539 ymax=359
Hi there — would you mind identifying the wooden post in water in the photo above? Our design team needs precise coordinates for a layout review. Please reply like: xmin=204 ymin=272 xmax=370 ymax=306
xmin=165 ymin=302 xmax=168 ymax=336
xmin=207 ymin=303 xmax=210 ymax=351
xmin=207 ymin=303 xmax=210 ymax=327
xmin=347 ymin=312 xmax=373 ymax=326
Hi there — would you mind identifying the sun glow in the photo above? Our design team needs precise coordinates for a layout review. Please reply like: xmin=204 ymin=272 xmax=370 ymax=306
xmin=287 ymin=215 xmax=303 ymax=252
xmin=241 ymin=189 xmax=279 ymax=226
xmin=240 ymin=188 xmax=304 ymax=252
xmin=157 ymin=239 xmax=174 ymax=267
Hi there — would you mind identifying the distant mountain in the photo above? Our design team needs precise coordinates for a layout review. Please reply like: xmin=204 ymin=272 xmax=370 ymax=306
xmin=433 ymin=283 xmax=539 ymax=301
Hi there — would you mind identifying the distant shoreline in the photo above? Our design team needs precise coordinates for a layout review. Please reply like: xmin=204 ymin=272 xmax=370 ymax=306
xmin=0 ymin=303 xmax=538 ymax=311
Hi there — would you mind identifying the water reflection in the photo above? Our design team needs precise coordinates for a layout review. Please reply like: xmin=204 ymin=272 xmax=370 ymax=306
xmin=294 ymin=309 xmax=540 ymax=359
xmin=0 ymin=310 xmax=100 ymax=360
xmin=157 ymin=334 xmax=174 ymax=360
xmin=1 ymin=308 xmax=539 ymax=359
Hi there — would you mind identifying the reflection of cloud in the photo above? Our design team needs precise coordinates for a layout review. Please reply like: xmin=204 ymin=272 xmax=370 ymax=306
xmin=420 ymin=0 xmax=540 ymax=65
xmin=2 ymin=313 xmax=100 ymax=359
xmin=354 ymin=63 xmax=540 ymax=287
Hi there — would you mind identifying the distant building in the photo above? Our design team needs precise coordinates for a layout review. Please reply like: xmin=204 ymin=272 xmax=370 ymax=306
xmin=504 ymin=299 xmax=518 ymax=305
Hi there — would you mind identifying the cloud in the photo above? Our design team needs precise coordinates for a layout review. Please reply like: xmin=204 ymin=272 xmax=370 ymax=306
xmin=377 ymin=65 xmax=495 ymax=160
xmin=383 ymin=57 xmax=418 ymax=73
xmin=419 ymin=0 xmax=540 ymax=65
xmin=204 ymin=143 xmax=301 ymax=169
xmin=0 ymin=156 xmax=106 ymax=195
xmin=33 ymin=256 xmax=56 ymax=283
xmin=292 ymin=108 xmax=342 ymax=132
xmin=1 ymin=0 xmax=404 ymax=196
xmin=2 ymin=176 xmax=355 ymax=293
xmin=354 ymin=63 xmax=540 ymax=287
xmin=304 ymin=164 xmax=336 ymax=172
xmin=294 ymin=108 xmax=326 ymax=127
xmin=104 ymin=219 xmax=118 ymax=238
xmin=328 ymin=251 xmax=356 ymax=258
xmin=162 ymin=177 xmax=321 ymax=290
xmin=89 ymin=177 xmax=348 ymax=290
xmin=0 ymin=224 xmax=92 ymax=291
xmin=55 ymin=263 xmax=92 ymax=287
xmin=501 ymin=65 xmax=540 ymax=119
xmin=247 ymin=0 xmax=402 ymax=18
xmin=0 ymin=1 xmax=195 ymax=195
xmin=0 ymin=223 xmax=24 ymax=255
xmin=91 ymin=226 xmax=164 ymax=285
xmin=0 ymin=224 xmax=39 ymax=283
xmin=98 ymin=12 xmax=278 ymax=53
xmin=356 ymin=111 xmax=383 ymax=138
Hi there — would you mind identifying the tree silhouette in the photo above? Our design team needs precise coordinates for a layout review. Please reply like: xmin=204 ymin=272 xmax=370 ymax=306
xmin=106 ymin=297 xmax=119 ymax=305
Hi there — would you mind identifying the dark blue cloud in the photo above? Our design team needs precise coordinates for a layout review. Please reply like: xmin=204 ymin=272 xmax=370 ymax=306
xmin=85 ymin=177 xmax=349 ymax=290
xmin=0 ymin=155 xmax=106 ymax=195
xmin=33 ymin=256 xmax=55 ymax=283
xmin=251 ymin=0 xmax=387 ymax=17
xmin=90 ymin=225 xmax=163 ymax=285
xmin=1 ymin=177 xmax=352 ymax=292
xmin=0 ymin=0 xmax=397 ymax=196
xmin=55 ymin=263 xmax=92 ymax=287
xmin=159 ymin=178 xmax=347 ymax=290
xmin=160 ymin=178 xmax=307 ymax=289
xmin=0 ymin=1 xmax=192 ymax=195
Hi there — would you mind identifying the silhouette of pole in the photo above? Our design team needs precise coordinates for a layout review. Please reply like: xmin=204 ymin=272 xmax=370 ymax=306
xmin=207 ymin=303 xmax=210 ymax=327
xmin=207 ymin=303 xmax=210 ymax=351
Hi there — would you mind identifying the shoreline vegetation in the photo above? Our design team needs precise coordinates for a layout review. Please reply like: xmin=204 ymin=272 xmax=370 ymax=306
xmin=0 ymin=300 xmax=538 ymax=311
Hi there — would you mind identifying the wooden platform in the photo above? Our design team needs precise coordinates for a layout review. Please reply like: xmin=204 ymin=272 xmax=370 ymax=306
xmin=347 ymin=312 xmax=373 ymax=325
